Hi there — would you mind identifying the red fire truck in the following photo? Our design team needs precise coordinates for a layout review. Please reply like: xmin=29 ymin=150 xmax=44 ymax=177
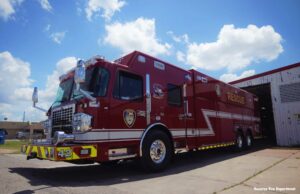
xmin=22 ymin=51 xmax=261 ymax=171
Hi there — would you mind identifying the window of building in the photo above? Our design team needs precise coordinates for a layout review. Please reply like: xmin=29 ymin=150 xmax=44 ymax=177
xmin=113 ymin=71 xmax=143 ymax=101
xmin=167 ymin=84 xmax=182 ymax=106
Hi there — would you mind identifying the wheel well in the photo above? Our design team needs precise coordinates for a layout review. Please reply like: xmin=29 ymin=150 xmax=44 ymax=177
xmin=237 ymin=128 xmax=244 ymax=136
xmin=140 ymin=123 xmax=174 ymax=157
xmin=154 ymin=126 xmax=173 ymax=142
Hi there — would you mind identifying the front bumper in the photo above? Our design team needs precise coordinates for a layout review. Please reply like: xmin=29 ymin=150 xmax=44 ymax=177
xmin=21 ymin=144 xmax=97 ymax=161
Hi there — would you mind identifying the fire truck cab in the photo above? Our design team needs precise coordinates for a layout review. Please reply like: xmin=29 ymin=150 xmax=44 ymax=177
xmin=22 ymin=51 xmax=261 ymax=171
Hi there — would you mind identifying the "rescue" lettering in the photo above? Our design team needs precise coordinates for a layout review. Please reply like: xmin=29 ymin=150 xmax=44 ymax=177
xmin=227 ymin=92 xmax=245 ymax=105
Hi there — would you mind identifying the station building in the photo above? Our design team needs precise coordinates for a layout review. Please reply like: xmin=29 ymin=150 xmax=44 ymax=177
xmin=230 ymin=62 xmax=300 ymax=146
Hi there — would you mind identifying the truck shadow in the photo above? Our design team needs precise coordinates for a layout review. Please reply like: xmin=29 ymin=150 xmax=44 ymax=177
xmin=9 ymin=140 xmax=271 ymax=190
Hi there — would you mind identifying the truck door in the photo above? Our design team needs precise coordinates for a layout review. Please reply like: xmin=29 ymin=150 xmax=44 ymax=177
xmin=182 ymin=83 xmax=197 ymax=149
xmin=165 ymin=79 xmax=196 ymax=150
xmin=108 ymin=70 xmax=146 ymax=141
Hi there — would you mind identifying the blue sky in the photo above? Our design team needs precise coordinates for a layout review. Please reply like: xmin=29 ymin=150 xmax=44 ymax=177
xmin=0 ymin=0 xmax=300 ymax=121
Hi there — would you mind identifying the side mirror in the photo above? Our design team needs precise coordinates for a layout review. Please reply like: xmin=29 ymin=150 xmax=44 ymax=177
xmin=74 ymin=60 xmax=86 ymax=90
xmin=32 ymin=87 xmax=38 ymax=105
xmin=32 ymin=87 xmax=47 ymax=112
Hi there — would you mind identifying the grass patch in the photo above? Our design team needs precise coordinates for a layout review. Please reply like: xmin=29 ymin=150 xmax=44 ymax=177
xmin=0 ymin=140 xmax=24 ymax=154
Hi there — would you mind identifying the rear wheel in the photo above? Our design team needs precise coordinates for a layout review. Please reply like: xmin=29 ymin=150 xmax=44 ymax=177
xmin=141 ymin=130 xmax=172 ymax=172
xmin=245 ymin=132 xmax=253 ymax=149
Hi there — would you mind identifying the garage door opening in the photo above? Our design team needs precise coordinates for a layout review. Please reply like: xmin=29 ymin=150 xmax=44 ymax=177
xmin=241 ymin=84 xmax=277 ymax=145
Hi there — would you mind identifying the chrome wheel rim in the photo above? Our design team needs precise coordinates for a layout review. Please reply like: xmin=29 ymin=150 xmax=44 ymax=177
xmin=237 ymin=136 xmax=243 ymax=148
xmin=150 ymin=140 xmax=166 ymax=164
xmin=247 ymin=136 xmax=252 ymax=146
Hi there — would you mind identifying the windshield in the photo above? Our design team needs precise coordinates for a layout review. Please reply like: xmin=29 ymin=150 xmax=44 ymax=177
xmin=53 ymin=66 xmax=109 ymax=106
xmin=72 ymin=66 xmax=109 ymax=99
xmin=53 ymin=78 xmax=73 ymax=106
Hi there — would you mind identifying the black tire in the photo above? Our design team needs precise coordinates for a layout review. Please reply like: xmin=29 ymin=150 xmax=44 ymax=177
xmin=245 ymin=132 xmax=253 ymax=149
xmin=235 ymin=132 xmax=244 ymax=151
xmin=141 ymin=130 xmax=172 ymax=172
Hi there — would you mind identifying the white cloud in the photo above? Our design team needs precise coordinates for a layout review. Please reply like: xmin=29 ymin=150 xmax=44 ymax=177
xmin=185 ymin=24 xmax=283 ymax=72
xmin=44 ymin=24 xmax=51 ymax=32
xmin=39 ymin=0 xmax=52 ymax=12
xmin=56 ymin=57 xmax=77 ymax=74
xmin=0 ymin=103 xmax=13 ymax=120
xmin=0 ymin=51 xmax=37 ymax=121
xmin=0 ymin=0 xmax=23 ymax=21
xmin=0 ymin=51 xmax=77 ymax=121
xmin=50 ymin=31 xmax=66 ymax=44
xmin=0 ymin=51 xmax=32 ymax=103
xmin=76 ymin=1 xmax=82 ymax=16
xmin=85 ymin=0 xmax=125 ymax=21
xmin=45 ymin=26 xmax=67 ymax=45
xmin=176 ymin=51 xmax=185 ymax=62
xmin=39 ymin=57 xmax=77 ymax=103
xmin=220 ymin=69 xmax=255 ymax=83
xmin=167 ymin=31 xmax=189 ymax=44
xmin=104 ymin=17 xmax=171 ymax=56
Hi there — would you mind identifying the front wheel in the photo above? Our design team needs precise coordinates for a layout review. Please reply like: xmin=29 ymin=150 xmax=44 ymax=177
xmin=141 ymin=130 xmax=172 ymax=172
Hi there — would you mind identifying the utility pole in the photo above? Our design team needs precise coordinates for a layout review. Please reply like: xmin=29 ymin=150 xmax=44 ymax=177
xmin=23 ymin=111 xmax=25 ymax=122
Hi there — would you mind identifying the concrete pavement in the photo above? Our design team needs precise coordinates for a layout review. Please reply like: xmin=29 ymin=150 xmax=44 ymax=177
xmin=0 ymin=144 xmax=299 ymax=194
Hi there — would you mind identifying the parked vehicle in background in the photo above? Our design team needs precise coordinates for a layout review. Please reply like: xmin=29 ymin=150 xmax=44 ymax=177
xmin=16 ymin=129 xmax=29 ymax=139
xmin=0 ymin=129 xmax=8 ymax=135
xmin=22 ymin=51 xmax=262 ymax=171
xmin=16 ymin=129 xmax=45 ymax=140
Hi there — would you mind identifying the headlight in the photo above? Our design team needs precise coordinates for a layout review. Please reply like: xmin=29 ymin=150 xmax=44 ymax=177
xmin=72 ymin=113 xmax=92 ymax=132
xmin=41 ymin=119 xmax=51 ymax=135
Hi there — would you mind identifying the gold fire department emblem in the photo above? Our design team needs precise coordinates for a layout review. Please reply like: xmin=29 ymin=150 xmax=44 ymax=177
xmin=123 ymin=109 xmax=136 ymax=128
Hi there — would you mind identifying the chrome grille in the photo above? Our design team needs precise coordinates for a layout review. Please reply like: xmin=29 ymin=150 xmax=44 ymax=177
xmin=51 ymin=104 xmax=75 ymax=135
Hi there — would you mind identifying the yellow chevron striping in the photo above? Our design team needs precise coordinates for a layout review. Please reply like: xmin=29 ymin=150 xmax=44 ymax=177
xmin=24 ymin=144 xmax=98 ymax=161
xmin=37 ymin=146 xmax=41 ymax=158
xmin=198 ymin=142 xmax=235 ymax=151
xmin=31 ymin=146 xmax=37 ymax=154
xmin=81 ymin=145 xmax=97 ymax=157
xmin=72 ymin=151 xmax=80 ymax=160
xmin=40 ymin=146 xmax=46 ymax=159
xmin=25 ymin=145 xmax=30 ymax=155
